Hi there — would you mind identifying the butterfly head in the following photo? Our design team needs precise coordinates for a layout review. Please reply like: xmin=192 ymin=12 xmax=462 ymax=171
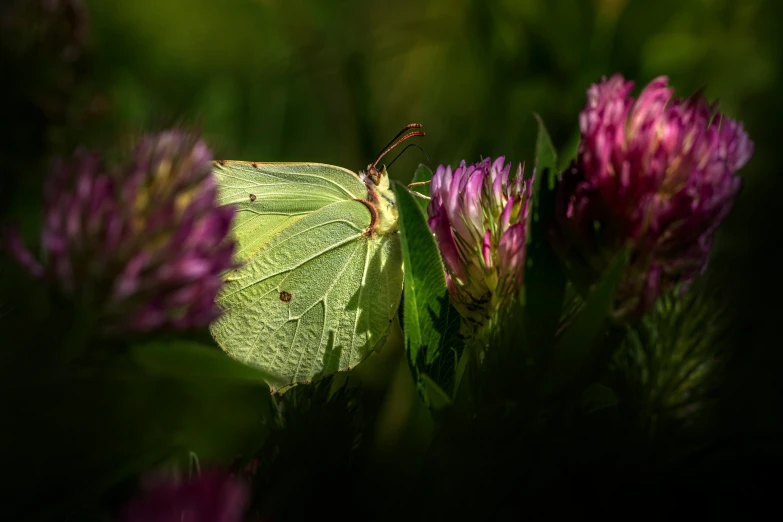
xmin=362 ymin=164 xmax=387 ymax=187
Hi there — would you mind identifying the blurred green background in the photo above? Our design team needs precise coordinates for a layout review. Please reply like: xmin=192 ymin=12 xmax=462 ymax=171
xmin=5 ymin=0 xmax=783 ymax=516
xmin=79 ymin=0 xmax=781 ymax=460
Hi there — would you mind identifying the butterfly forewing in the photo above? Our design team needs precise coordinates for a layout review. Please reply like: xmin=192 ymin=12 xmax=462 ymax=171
xmin=213 ymin=162 xmax=368 ymax=262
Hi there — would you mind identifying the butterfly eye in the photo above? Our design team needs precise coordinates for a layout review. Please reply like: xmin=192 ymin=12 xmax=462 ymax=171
xmin=365 ymin=165 xmax=382 ymax=185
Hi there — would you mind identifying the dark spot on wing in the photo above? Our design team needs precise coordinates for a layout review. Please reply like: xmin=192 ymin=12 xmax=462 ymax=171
xmin=218 ymin=160 xmax=226 ymax=166
xmin=252 ymin=162 xmax=259 ymax=168
xmin=279 ymin=291 xmax=292 ymax=302
xmin=249 ymin=193 xmax=257 ymax=202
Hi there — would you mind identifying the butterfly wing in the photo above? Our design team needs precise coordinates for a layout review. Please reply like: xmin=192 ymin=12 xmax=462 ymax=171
xmin=212 ymin=161 xmax=368 ymax=261
xmin=210 ymin=162 xmax=403 ymax=391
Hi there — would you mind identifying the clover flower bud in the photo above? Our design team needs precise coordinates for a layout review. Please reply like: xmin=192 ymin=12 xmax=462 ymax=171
xmin=428 ymin=157 xmax=532 ymax=325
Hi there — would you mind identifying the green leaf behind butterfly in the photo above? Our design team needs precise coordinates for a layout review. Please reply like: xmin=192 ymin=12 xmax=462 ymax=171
xmin=392 ymin=181 xmax=463 ymax=410
xmin=410 ymin=163 xmax=433 ymax=214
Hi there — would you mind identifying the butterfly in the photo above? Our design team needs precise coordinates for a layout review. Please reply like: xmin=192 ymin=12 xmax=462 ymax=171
xmin=209 ymin=124 xmax=425 ymax=392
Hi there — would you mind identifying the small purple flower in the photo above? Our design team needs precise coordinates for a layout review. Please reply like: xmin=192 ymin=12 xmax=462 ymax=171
xmin=553 ymin=74 xmax=753 ymax=320
xmin=7 ymin=131 xmax=237 ymax=333
xmin=118 ymin=469 xmax=249 ymax=522
xmin=428 ymin=157 xmax=533 ymax=325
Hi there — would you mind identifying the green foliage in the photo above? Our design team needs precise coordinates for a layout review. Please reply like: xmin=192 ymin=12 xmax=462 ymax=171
xmin=392 ymin=179 xmax=463 ymax=410
xmin=532 ymin=113 xmax=558 ymax=192
xmin=242 ymin=376 xmax=379 ymax=519
xmin=541 ymin=249 xmax=629 ymax=397
xmin=522 ymin=115 xmax=568 ymax=358
xmin=409 ymin=163 xmax=433 ymax=214
xmin=131 ymin=340 xmax=283 ymax=388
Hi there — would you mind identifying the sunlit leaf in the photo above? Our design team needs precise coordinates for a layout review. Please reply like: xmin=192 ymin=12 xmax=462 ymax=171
xmin=393 ymin=181 xmax=463 ymax=408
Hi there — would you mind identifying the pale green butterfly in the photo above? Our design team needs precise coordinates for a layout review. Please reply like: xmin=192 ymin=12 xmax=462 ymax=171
xmin=209 ymin=124 xmax=425 ymax=393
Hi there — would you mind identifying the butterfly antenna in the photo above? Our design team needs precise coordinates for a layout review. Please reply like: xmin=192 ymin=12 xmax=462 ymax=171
xmin=377 ymin=123 xmax=423 ymax=158
xmin=387 ymin=143 xmax=431 ymax=170
xmin=372 ymin=123 xmax=425 ymax=169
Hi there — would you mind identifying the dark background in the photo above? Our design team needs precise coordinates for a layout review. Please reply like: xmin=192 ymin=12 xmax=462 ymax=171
xmin=2 ymin=0 xmax=782 ymax=519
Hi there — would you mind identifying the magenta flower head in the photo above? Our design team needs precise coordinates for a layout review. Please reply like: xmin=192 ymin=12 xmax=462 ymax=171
xmin=7 ymin=131 xmax=237 ymax=333
xmin=118 ymin=469 xmax=249 ymax=522
xmin=553 ymin=74 xmax=753 ymax=320
xmin=428 ymin=157 xmax=533 ymax=326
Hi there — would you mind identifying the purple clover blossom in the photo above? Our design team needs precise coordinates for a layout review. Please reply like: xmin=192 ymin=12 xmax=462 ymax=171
xmin=6 ymin=131 xmax=237 ymax=333
xmin=553 ymin=74 xmax=753 ymax=321
xmin=428 ymin=157 xmax=533 ymax=325
xmin=118 ymin=469 xmax=249 ymax=522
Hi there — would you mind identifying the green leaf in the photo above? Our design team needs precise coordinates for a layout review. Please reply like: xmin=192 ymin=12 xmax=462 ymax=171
xmin=532 ymin=112 xmax=558 ymax=200
xmin=524 ymin=115 xmax=567 ymax=359
xmin=541 ymin=249 xmax=629 ymax=396
xmin=410 ymin=163 xmax=433 ymax=188
xmin=419 ymin=373 xmax=452 ymax=411
xmin=558 ymin=129 xmax=580 ymax=172
xmin=392 ymin=181 xmax=464 ymax=408
xmin=409 ymin=163 xmax=433 ymax=214
xmin=131 ymin=340 xmax=284 ymax=389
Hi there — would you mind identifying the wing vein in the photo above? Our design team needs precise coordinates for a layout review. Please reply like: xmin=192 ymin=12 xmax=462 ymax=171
xmin=216 ymin=166 xmax=364 ymax=200
xmin=217 ymin=231 xmax=363 ymax=302
xmin=290 ymin=240 xmax=363 ymax=320
xmin=350 ymin=240 xmax=372 ymax=364
xmin=289 ymin=241 xmax=363 ymax=382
